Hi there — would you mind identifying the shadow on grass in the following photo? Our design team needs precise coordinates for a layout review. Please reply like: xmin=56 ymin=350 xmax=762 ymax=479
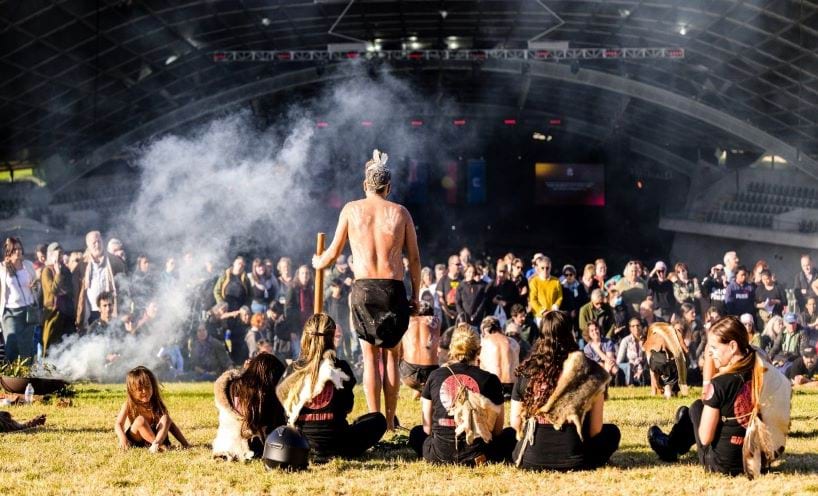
xmin=773 ymin=453 xmax=818 ymax=474
xmin=789 ymin=429 xmax=818 ymax=439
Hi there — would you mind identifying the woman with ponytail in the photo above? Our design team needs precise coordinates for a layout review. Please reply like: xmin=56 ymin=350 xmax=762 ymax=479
xmin=509 ymin=311 xmax=620 ymax=470
xmin=276 ymin=313 xmax=386 ymax=459
xmin=648 ymin=315 xmax=790 ymax=477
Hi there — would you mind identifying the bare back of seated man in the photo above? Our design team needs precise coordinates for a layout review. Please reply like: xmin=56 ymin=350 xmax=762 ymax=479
xmin=313 ymin=149 xmax=421 ymax=430
xmin=400 ymin=302 xmax=441 ymax=398
xmin=478 ymin=317 xmax=519 ymax=398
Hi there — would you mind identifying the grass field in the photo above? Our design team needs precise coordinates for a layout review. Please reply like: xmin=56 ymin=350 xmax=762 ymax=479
xmin=2 ymin=383 xmax=818 ymax=495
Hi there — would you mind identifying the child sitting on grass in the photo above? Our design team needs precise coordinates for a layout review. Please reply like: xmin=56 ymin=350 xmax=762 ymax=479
xmin=114 ymin=366 xmax=190 ymax=452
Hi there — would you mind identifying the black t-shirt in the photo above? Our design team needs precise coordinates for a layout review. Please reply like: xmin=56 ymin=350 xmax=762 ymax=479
xmin=787 ymin=357 xmax=818 ymax=380
xmin=703 ymin=372 xmax=753 ymax=475
xmin=754 ymin=283 xmax=787 ymax=316
xmin=511 ymin=375 xmax=585 ymax=469
xmin=437 ymin=275 xmax=462 ymax=311
xmin=292 ymin=359 xmax=356 ymax=454
xmin=421 ymin=362 xmax=503 ymax=461
xmin=648 ymin=278 xmax=676 ymax=312
xmin=702 ymin=277 xmax=726 ymax=312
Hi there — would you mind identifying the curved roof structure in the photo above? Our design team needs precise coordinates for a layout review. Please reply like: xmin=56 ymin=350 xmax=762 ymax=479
xmin=3 ymin=0 xmax=818 ymax=181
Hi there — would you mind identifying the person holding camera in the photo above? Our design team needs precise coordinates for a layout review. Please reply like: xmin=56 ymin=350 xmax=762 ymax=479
xmin=41 ymin=242 xmax=74 ymax=355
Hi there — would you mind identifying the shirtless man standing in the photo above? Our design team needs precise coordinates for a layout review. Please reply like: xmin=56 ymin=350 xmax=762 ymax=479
xmin=478 ymin=316 xmax=519 ymax=400
xmin=313 ymin=149 xmax=421 ymax=430
xmin=400 ymin=300 xmax=441 ymax=398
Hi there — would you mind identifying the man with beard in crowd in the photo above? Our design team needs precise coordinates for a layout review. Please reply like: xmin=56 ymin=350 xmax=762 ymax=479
xmin=74 ymin=231 xmax=118 ymax=330
xmin=313 ymin=149 xmax=421 ymax=431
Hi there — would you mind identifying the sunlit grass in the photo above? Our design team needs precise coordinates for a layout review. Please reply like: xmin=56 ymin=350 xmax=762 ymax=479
xmin=2 ymin=382 xmax=817 ymax=495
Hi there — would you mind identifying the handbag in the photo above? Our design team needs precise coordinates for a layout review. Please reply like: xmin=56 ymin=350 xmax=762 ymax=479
xmin=14 ymin=272 xmax=42 ymax=325
xmin=493 ymin=304 xmax=508 ymax=329
xmin=25 ymin=301 xmax=42 ymax=325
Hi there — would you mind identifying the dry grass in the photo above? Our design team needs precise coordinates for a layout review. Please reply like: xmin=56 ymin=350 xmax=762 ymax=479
xmin=2 ymin=382 xmax=818 ymax=495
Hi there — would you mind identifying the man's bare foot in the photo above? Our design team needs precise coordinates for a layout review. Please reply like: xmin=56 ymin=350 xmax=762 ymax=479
xmin=679 ymin=384 xmax=689 ymax=397
xmin=663 ymin=385 xmax=673 ymax=400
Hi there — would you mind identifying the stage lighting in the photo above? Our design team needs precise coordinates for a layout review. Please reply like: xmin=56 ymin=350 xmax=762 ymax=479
xmin=504 ymin=119 xmax=517 ymax=126
xmin=261 ymin=17 xmax=271 ymax=26
xmin=679 ymin=25 xmax=687 ymax=36
xmin=453 ymin=119 xmax=466 ymax=126
xmin=532 ymin=132 xmax=546 ymax=141
xmin=410 ymin=120 xmax=424 ymax=127
xmin=165 ymin=54 xmax=178 ymax=65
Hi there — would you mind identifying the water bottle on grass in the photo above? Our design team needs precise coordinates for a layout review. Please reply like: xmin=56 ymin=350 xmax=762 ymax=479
xmin=24 ymin=383 xmax=34 ymax=404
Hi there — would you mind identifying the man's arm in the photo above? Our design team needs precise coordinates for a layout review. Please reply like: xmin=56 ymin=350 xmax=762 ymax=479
xmin=313 ymin=205 xmax=350 ymax=270
xmin=403 ymin=208 xmax=421 ymax=309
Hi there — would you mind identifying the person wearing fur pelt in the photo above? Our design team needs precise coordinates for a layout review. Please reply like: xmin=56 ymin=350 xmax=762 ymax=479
xmin=409 ymin=325 xmax=517 ymax=465
xmin=648 ymin=316 xmax=791 ymax=478
xmin=509 ymin=311 xmax=620 ymax=471
xmin=276 ymin=313 xmax=386 ymax=459
xmin=212 ymin=353 xmax=286 ymax=460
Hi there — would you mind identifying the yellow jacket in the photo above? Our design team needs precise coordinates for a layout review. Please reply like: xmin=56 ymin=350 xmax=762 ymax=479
xmin=528 ymin=276 xmax=563 ymax=316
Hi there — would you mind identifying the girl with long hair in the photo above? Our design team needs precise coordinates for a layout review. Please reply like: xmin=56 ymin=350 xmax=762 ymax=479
xmin=114 ymin=366 xmax=189 ymax=451
xmin=0 ymin=237 xmax=38 ymax=362
xmin=248 ymin=258 xmax=277 ymax=315
xmin=648 ymin=316 xmax=790 ymax=476
xmin=509 ymin=311 xmax=620 ymax=470
xmin=212 ymin=353 xmax=286 ymax=460
xmin=409 ymin=324 xmax=516 ymax=465
xmin=276 ymin=313 xmax=385 ymax=459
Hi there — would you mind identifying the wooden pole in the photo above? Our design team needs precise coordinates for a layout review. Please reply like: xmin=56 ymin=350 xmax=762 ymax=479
xmin=314 ymin=232 xmax=326 ymax=314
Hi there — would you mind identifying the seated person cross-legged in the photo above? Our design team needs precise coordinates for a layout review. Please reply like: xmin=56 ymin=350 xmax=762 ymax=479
xmin=410 ymin=325 xmax=517 ymax=465
xmin=648 ymin=316 xmax=791 ymax=478
xmin=212 ymin=353 xmax=286 ymax=460
xmin=510 ymin=311 xmax=620 ymax=471
xmin=276 ymin=314 xmax=386 ymax=460
xmin=400 ymin=300 xmax=442 ymax=398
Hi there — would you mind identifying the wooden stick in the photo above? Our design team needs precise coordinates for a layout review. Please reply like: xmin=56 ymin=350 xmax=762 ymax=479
xmin=314 ymin=232 xmax=326 ymax=314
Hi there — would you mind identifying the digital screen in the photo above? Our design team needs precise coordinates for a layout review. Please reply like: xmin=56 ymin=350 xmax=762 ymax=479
xmin=534 ymin=163 xmax=605 ymax=206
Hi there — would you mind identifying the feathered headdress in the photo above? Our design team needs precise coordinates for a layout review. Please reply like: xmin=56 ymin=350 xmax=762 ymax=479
xmin=364 ymin=148 xmax=391 ymax=191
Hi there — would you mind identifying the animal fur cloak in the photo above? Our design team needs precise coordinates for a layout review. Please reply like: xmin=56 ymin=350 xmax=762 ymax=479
xmin=275 ymin=351 xmax=350 ymax=426
xmin=515 ymin=351 xmax=610 ymax=465
xmin=443 ymin=366 xmax=503 ymax=448
xmin=211 ymin=369 xmax=255 ymax=461
xmin=742 ymin=353 xmax=791 ymax=479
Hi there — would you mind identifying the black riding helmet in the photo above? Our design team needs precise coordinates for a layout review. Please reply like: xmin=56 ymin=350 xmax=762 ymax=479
xmin=262 ymin=425 xmax=310 ymax=471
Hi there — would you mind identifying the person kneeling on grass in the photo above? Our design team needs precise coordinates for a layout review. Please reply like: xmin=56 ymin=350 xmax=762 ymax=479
xmin=114 ymin=366 xmax=190 ymax=452
xmin=276 ymin=313 xmax=386 ymax=459
xmin=510 ymin=311 xmax=620 ymax=471
xmin=648 ymin=316 xmax=791 ymax=478
xmin=409 ymin=325 xmax=516 ymax=465
xmin=212 ymin=353 xmax=286 ymax=461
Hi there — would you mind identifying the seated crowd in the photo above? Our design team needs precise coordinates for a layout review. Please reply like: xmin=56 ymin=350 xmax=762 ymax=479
xmin=0 ymin=234 xmax=799 ymax=476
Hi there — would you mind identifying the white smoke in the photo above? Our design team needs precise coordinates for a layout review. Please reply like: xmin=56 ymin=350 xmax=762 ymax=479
xmin=46 ymin=67 xmax=456 ymax=381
